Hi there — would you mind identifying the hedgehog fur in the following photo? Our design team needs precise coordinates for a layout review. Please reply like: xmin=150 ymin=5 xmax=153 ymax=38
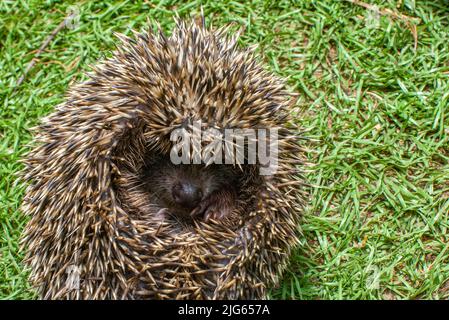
xmin=21 ymin=16 xmax=307 ymax=299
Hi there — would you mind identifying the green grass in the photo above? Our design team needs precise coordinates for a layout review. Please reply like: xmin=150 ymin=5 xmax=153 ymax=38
xmin=1 ymin=0 xmax=449 ymax=300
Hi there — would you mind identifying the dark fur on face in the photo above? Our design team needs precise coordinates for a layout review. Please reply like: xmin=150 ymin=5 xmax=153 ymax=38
xmin=142 ymin=156 xmax=238 ymax=222
xmin=117 ymin=155 xmax=242 ymax=225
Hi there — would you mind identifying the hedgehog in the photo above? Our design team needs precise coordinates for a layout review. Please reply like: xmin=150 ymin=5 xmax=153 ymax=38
xmin=20 ymin=16 xmax=307 ymax=300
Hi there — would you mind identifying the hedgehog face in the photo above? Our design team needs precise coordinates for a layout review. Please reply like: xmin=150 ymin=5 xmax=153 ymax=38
xmin=142 ymin=156 xmax=238 ymax=221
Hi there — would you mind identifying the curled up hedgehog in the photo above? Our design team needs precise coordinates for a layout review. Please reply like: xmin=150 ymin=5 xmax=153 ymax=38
xmin=21 ymin=16 xmax=307 ymax=299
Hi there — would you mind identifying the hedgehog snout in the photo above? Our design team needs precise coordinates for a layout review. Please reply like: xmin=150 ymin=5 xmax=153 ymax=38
xmin=171 ymin=180 xmax=203 ymax=209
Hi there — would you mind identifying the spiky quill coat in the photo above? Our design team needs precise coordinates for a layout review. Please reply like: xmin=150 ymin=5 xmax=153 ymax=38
xmin=21 ymin=18 xmax=307 ymax=299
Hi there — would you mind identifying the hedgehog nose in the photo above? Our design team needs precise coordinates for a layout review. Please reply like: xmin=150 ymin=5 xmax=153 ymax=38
xmin=172 ymin=181 xmax=203 ymax=209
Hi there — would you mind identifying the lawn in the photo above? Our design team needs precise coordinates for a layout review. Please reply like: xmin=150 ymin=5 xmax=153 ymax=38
xmin=1 ymin=0 xmax=449 ymax=299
